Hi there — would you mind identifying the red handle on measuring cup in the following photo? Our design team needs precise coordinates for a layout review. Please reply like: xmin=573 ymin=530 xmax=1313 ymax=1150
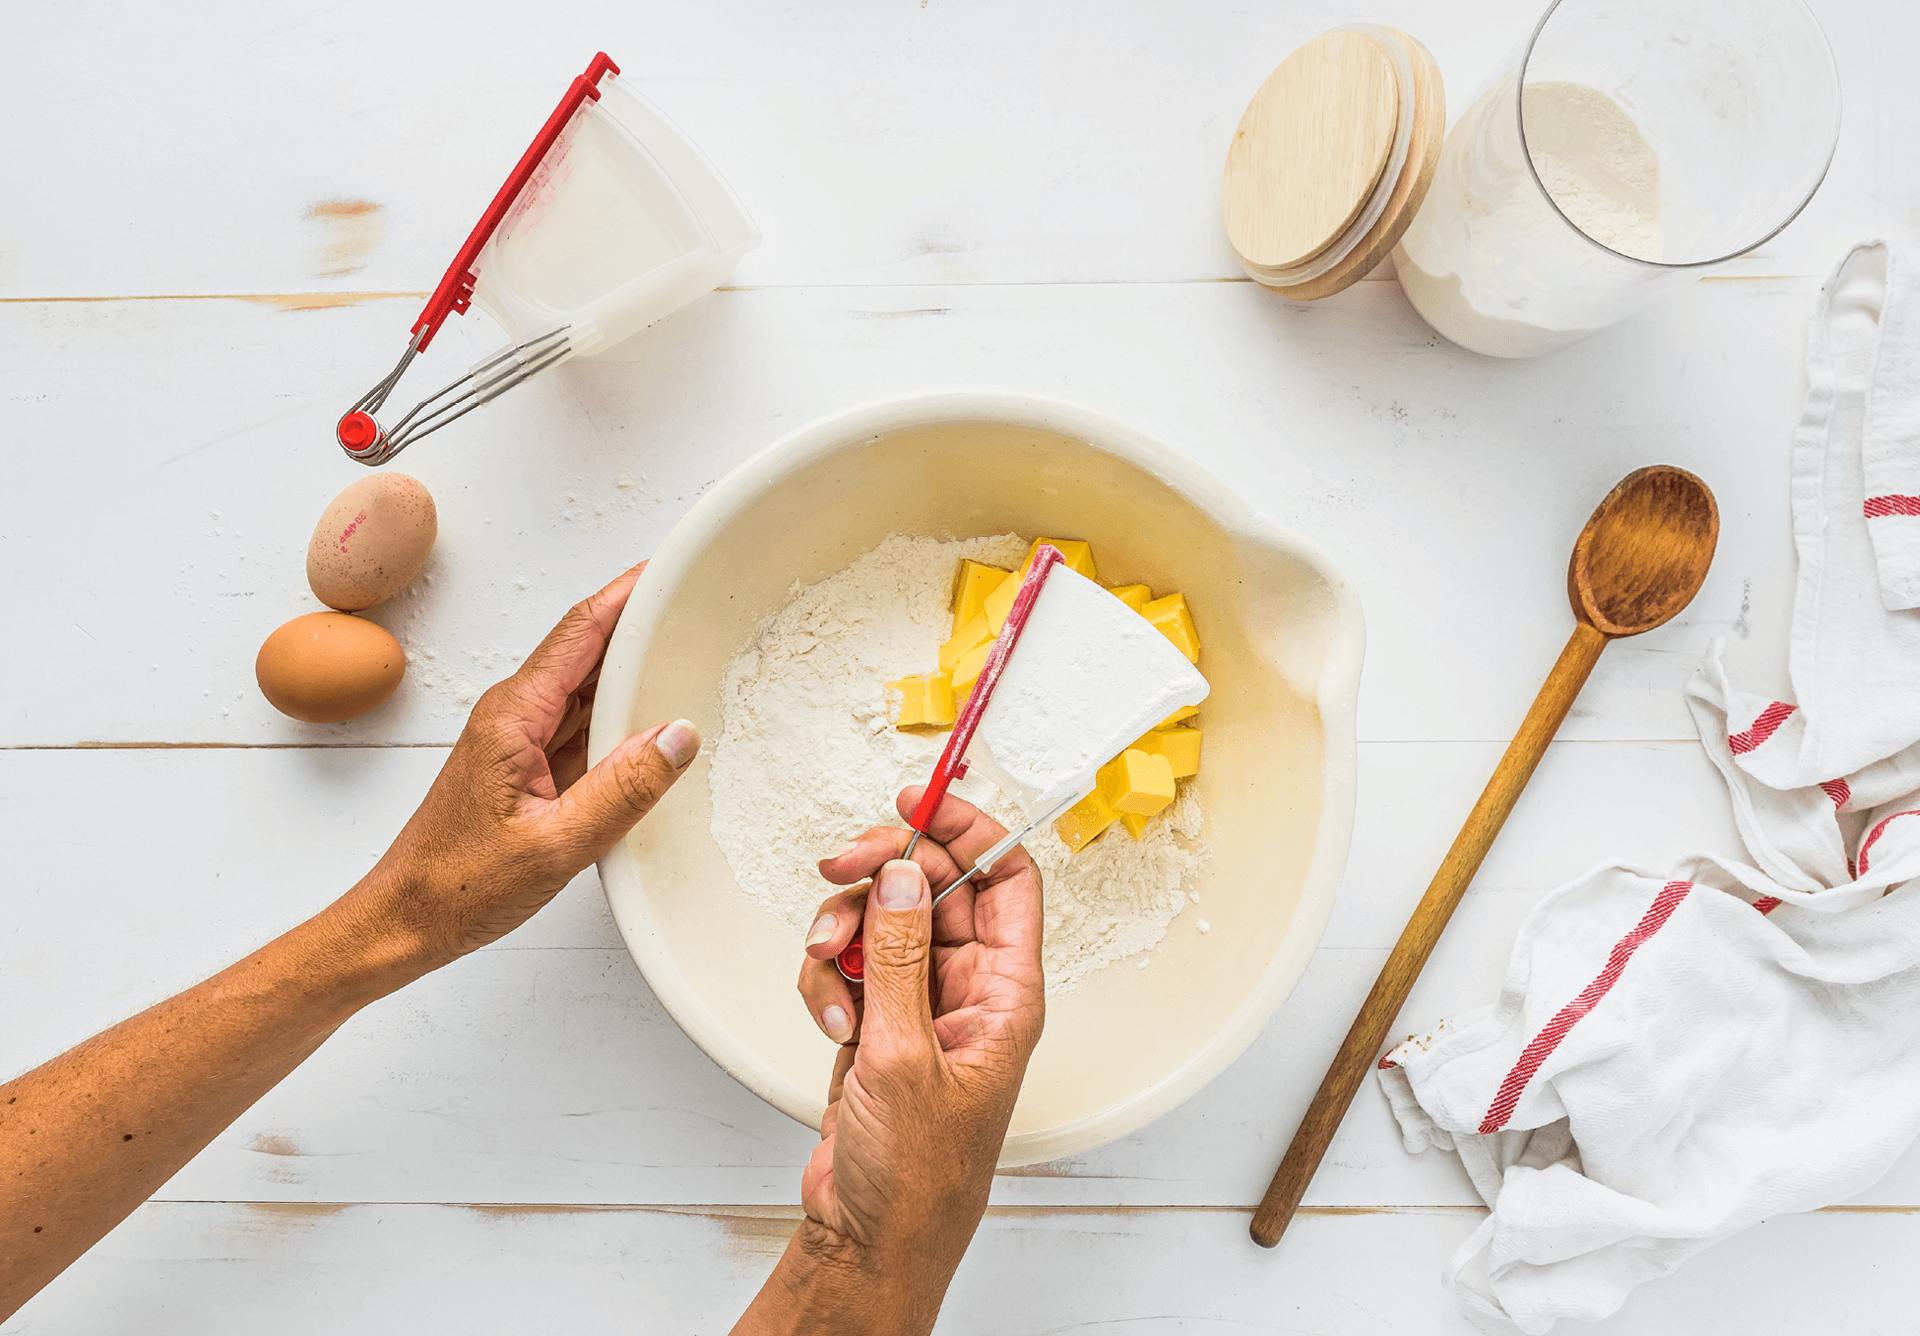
xmin=411 ymin=51 xmax=620 ymax=352
xmin=833 ymin=546 xmax=1064 ymax=983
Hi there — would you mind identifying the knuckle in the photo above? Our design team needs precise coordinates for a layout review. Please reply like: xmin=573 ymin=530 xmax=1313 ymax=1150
xmin=607 ymin=753 xmax=665 ymax=812
xmin=472 ymin=680 xmax=515 ymax=719
xmin=863 ymin=932 xmax=928 ymax=974
xmin=474 ymin=680 xmax=542 ymax=734
xmin=557 ymin=599 xmax=599 ymax=643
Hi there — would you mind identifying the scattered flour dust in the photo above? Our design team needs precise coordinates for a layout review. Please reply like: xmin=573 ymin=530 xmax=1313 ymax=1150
xmin=707 ymin=533 xmax=1211 ymax=994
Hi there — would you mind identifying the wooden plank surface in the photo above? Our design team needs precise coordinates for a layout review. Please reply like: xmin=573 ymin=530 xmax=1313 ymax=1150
xmin=9 ymin=741 xmax=1917 ymax=1212
xmin=6 ymin=1201 xmax=1913 ymax=1336
xmin=6 ymin=0 xmax=1918 ymax=1329
xmin=0 ymin=0 xmax=1900 ymax=297
xmin=3 ymin=279 xmax=1805 ymax=749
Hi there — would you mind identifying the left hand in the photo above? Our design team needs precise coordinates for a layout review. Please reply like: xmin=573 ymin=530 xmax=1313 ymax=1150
xmin=351 ymin=561 xmax=700 ymax=972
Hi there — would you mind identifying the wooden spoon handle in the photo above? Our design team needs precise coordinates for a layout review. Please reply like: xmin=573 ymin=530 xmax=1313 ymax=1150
xmin=1251 ymin=620 xmax=1610 ymax=1248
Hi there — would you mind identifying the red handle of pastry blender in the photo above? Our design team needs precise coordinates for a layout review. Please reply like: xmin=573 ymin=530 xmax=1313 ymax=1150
xmin=836 ymin=546 xmax=1065 ymax=983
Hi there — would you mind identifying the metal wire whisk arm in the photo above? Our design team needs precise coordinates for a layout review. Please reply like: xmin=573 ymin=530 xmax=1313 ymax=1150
xmin=337 ymin=327 xmax=572 ymax=466
xmin=349 ymin=330 xmax=427 ymax=420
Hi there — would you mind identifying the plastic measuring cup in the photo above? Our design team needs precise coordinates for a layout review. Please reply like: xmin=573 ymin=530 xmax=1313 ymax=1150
xmin=1392 ymin=0 xmax=1841 ymax=359
xmin=337 ymin=54 xmax=758 ymax=464
xmin=471 ymin=76 xmax=758 ymax=359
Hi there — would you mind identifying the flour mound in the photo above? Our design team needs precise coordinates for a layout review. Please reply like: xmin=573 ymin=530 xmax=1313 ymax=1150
xmin=707 ymin=533 xmax=1211 ymax=995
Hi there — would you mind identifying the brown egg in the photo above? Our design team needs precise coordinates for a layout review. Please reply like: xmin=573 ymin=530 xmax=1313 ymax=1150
xmin=256 ymin=612 xmax=406 ymax=723
xmin=306 ymin=473 xmax=437 ymax=611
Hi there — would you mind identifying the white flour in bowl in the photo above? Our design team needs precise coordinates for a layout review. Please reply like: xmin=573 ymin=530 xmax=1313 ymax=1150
xmin=706 ymin=533 xmax=1210 ymax=994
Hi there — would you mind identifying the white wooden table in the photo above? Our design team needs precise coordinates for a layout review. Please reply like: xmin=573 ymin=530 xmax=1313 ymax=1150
xmin=6 ymin=3 xmax=1916 ymax=1330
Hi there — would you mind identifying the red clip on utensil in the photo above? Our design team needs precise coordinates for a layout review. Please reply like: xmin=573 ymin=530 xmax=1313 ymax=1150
xmin=336 ymin=52 xmax=619 ymax=465
xmin=835 ymin=545 xmax=1065 ymax=983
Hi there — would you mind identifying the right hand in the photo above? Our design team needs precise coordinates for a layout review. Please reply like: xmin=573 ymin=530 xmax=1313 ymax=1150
xmin=786 ymin=790 xmax=1046 ymax=1329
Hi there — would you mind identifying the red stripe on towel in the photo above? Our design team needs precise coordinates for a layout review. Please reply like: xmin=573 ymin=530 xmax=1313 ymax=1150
xmin=1477 ymin=881 xmax=1694 ymax=1135
xmin=1858 ymin=810 xmax=1920 ymax=877
xmin=1753 ymin=896 xmax=1783 ymax=915
xmin=1821 ymin=779 xmax=1851 ymax=808
xmin=1864 ymin=495 xmax=1920 ymax=519
xmin=1728 ymin=702 xmax=1796 ymax=755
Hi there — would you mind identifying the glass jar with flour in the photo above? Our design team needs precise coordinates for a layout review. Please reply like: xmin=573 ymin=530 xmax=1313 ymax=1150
xmin=1393 ymin=0 xmax=1841 ymax=358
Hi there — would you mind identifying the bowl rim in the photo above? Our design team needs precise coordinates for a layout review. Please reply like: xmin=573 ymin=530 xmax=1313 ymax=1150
xmin=590 ymin=389 xmax=1364 ymax=1165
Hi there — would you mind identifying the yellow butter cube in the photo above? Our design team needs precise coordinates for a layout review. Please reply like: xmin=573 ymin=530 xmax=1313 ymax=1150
xmin=1021 ymin=538 xmax=1098 ymax=583
xmin=1055 ymin=789 xmax=1118 ymax=852
xmin=982 ymin=570 xmax=1020 ymax=634
xmin=940 ymin=614 xmax=993 ymax=674
xmin=951 ymin=560 xmax=1009 ymax=634
xmin=1099 ymin=748 xmax=1176 ymax=817
xmin=950 ymin=640 xmax=992 ymax=703
xmin=889 ymin=673 xmax=956 ymax=728
xmin=1155 ymin=704 xmax=1199 ymax=730
xmin=1108 ymin=583 xmax=1151 ymax=612
xmin=1130 ymin=725 xmax=1202 ymax=779
xmin=984 ymin=540 xmax=1100 ymax=633
xmin=1119 ymin=811 xmax=1150 ymax=839
xmin=1141 ymin=592 xmax=1200 ymax=663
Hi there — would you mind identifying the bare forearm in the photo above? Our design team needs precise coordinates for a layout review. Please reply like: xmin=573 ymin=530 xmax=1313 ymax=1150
xmin=0 ymin=873 xmax=427 ymax=1319
xmin=732 ymin=1226 xmax=947 ymax=1336
xmin=0 ymin=570 xmax=690 ymax=1321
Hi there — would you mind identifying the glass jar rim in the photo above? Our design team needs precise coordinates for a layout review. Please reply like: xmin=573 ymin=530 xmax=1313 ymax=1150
xmin=1515 ymin=0 xmax=1842 ymax=271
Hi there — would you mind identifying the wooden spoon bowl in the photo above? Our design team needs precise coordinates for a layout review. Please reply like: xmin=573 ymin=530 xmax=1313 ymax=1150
xmin=1571 ymin=465 xmax=1719 ymax=637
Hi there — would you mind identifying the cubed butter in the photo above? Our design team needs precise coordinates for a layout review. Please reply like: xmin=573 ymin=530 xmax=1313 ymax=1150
xmin=1130 ymin=725 xmax=1202 ymax=778
xmin=984 ymin=540 xmax=1101 ymax=633
xmin=951 ymin=560 xmax=1009 ymax=634
xmin=940 ymin=614 xmax=992 ymax=674
xmin=982 ymin=570 xmax=1020 ymax=634
xmin=950 ymin=640 xmax=992 ymax=703
xmin=1155 ymin=704 xmax=1199 ymax=730
xmin=1141 ymin=592 xmax=1200 ymax=663
xmin=1119 ymin=812 xmax=1150 ymax=840
xmin=889 ymin=673 xmax=956 ymax=728
xmin=1108 ymin=583 xmax=1151 ymax=613
xmin=1099 ymin=748 xmax=1176 ymax=817
xmin=1021 ymin=538 xmax=1098 ymax=583
xmin=1055 ymin=789 xmax=1118 ymax=852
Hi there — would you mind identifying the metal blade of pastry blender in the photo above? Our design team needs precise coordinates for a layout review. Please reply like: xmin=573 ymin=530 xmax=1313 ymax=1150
xmin=932 ymin=790 xmax=1085 ymax=905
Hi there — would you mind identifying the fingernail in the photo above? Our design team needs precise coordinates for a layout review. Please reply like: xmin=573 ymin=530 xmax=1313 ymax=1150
xmin=876 ymin=859 xmax=924 ymax=911
xmin=805 ymin=913 xmax=837 ymax=948
xmin=822 ymin=1005 xmax=852 ymax=1043
xmin=834 ymin=840 xmax=861 ymax=858
xmin=655 ymin=718 xmax=700 ymax=769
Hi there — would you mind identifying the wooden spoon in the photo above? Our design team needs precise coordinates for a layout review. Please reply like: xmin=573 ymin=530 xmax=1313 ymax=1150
xmin=1251 ymin=465 xmax=1718 ymax=1249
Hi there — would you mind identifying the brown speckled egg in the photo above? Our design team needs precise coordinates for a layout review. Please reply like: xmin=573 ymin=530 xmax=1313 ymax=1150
xmin=306 ymin=473 xmax=437 ymax=611
xmin=256 ymin=612 xmax=406 ymax=723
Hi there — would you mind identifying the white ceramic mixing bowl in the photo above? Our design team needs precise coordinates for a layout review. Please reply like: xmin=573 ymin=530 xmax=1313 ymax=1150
xmin=588 ymin=392 xmax=1363 ymax=1165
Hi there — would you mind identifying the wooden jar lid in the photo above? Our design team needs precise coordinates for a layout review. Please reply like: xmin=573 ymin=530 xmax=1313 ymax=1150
xmin=1222 ymin=26 xmax=1445 ymax=301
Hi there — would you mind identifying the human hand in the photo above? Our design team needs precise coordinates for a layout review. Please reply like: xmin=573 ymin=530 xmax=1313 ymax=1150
xmin=349 ymin=562 xmax=699 ymax=975
xmin=781 ymin=791 xmax=1046 ymax=1331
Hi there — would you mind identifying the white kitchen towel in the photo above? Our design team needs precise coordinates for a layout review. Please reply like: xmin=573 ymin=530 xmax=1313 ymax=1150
xmin=1757 ymin=240 xmax=1920 ymax=787
xmin=1376 ymin=240 xmax=1920 ymax=1333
